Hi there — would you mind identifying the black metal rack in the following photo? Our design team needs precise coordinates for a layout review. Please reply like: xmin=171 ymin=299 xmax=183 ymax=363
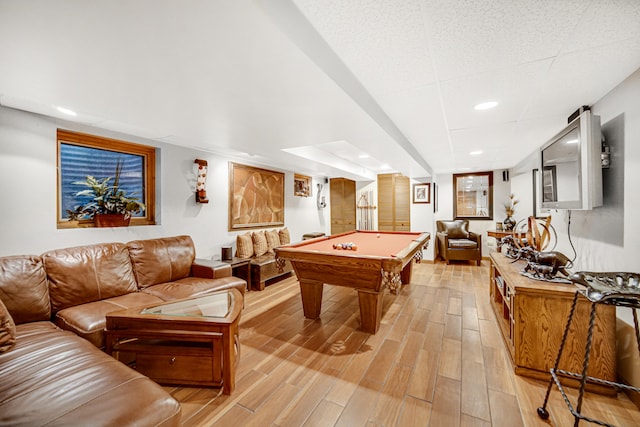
xmin=537 ymin=271 xmax=640 ymax=426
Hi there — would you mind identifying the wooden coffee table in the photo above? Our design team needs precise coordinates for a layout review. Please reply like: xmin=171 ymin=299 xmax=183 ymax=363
xmin=105 ymin=289 xmax=243 ymax=394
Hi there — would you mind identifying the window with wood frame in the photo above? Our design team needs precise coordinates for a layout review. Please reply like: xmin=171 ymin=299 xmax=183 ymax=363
xmin=57 ymin=129 xmax=156 ymax=228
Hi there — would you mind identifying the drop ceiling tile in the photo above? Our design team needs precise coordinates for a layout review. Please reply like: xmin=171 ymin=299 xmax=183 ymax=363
xmin=449 ymin=122 xmax=524 ymax=169
xmin=422 ymin=0 xmax=587 ymax=81
xmin=373 ymin=84 xmax=450 ymax=149
xmin=440 ymin=59 xmax=552 ymax=130
xmin=293 ymin=0 xmax=436 ymax=95
xmin=561 ymin=0 xmax=640 ymax=54
xmin=525 ymin=38 xmax=640 ymax=120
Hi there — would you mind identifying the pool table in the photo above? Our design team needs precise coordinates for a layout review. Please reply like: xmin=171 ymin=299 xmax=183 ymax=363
xmin=274 ymin=230 xmax=430 ymax=334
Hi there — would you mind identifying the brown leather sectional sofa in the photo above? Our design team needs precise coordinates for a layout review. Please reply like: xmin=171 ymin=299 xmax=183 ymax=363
xmin=0 ymin=235 xmax=246 ymax=426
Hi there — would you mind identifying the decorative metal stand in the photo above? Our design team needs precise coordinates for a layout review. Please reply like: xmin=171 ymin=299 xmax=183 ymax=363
xmin=537 ymin=271 xmax=640 ymax=426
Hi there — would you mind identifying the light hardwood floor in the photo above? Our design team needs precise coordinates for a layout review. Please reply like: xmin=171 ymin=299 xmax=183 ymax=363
xmin=164 ymin=260 xmax=640 ymax=427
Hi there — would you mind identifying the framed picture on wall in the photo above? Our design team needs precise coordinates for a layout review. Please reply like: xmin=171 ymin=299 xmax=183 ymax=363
xmin=293 ymin=173 xmax=311 ymax=197
xmin=228 ymin=162 xmax=285 ymax=230
xmin=413 ymin=183 xmax=431 ymax=204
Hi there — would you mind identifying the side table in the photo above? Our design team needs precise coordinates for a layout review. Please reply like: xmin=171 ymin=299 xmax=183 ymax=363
xmin=222 ymin=257 xmax=251 ymax=290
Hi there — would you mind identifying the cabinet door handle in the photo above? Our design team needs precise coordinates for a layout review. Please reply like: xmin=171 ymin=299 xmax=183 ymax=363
xmin=169 ymin=356 xmax=176 ymax=365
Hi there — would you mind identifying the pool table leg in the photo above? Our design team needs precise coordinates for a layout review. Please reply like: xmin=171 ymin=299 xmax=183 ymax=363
xmin=299 ymin=280 xmax=324 ymax=319
xmin=401 ymin=261 xmax=413 ymax=284
xmin=357 ymin=289 xmax=384 ymax=334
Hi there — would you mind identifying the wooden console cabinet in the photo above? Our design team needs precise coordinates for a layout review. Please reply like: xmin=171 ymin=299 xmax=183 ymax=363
xmin=489 ymin=252 xmax=617 ymax=394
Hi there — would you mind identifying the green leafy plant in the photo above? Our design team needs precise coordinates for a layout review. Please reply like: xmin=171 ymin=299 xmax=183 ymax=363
xmin=503 ymin=193 xmax=519 ymax=217
xmin=66 ymin=160 xmax=146 ymax=221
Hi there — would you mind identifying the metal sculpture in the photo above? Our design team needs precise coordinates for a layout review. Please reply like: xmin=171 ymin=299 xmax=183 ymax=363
xmin=500 ymin=215 xmax=556 ymax=260
xmin=517 ymin=247 xmax=573 ymax=283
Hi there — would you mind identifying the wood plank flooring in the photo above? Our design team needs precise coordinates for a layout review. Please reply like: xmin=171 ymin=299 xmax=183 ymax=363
xmin=164 ymin=260 xmax=640 ymax=426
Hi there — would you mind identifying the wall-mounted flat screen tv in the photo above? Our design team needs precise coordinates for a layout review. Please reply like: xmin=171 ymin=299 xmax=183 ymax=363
xmin=539 ymin=110 xmax=602 ymax=210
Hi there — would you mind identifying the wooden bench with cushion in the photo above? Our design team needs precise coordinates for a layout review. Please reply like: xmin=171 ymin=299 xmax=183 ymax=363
xmin=235 ymin=228 xmax=293 ymax=291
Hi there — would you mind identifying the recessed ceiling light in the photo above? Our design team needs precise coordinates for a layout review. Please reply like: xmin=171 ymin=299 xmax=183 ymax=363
xmin=56 ymin=106 xmax=77 ymax=116
xmin=566 ymin=139 xmax=579 ymax=144
xmin=358 ymin=154 xmax=370 ymax=159
xmin=469 ymin=150 xmax=483 ymax=155
xmin=474 ymin=101 xmax=498 ymax=111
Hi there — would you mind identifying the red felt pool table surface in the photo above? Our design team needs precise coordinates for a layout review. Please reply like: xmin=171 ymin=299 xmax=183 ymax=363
xmin=293 ymin=230 xmax=424 ymax=258
xmin=275 ymin=230 xmax=431 ymax=334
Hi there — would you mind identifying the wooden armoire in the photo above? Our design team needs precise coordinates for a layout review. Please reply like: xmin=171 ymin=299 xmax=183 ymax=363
xmin=330 ymin=178 xmax=356 ymax=234
xmin=377 ymin=173 xmax=410 ymax=231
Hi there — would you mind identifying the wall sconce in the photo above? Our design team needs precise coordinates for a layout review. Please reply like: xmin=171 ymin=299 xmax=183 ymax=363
xmin=194 ymin=159 xmax=209 ymax=203
xmin=317 ymin=183 xmax=326 ymax=209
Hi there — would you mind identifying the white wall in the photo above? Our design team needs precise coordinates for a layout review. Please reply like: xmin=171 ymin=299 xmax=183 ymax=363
xmin=0 ymin=106 xmax=328 ymax=259
xmin=410 ymin=178 xmax=434 ymax=261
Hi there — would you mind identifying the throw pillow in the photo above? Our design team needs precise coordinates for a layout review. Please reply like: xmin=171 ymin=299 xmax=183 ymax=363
xmin=0 ymin=298 xmax=16 ymax=353
xmin=278 ymin=227 xmax=291 ymax=245
xmin=444 ymin=220 xmax=469 ymax=239
xmin=265 ymin=229 xmax=281 ymax=253
xmin=236 ymin=232 xmax=254 ymax=259
xmin=252 ymin=231 xmax=269 ymax=257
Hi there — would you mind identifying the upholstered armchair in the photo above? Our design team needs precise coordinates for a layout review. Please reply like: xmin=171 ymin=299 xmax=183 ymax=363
xmin=436 ymin=220 xmax=482 ymax=266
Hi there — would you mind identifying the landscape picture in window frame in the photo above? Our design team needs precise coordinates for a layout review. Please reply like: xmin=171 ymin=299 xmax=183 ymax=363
xmin=56 ymin=129 xmax=156 ymax=228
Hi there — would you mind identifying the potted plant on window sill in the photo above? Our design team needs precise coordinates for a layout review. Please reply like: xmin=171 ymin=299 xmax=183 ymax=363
xmin=66 ymin=160 xmax=146 ymax=227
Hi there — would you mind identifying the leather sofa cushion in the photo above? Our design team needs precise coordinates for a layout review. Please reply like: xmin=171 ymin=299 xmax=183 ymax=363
xmin=440 ymin=220 xmax=469 ymax=239
xmin=55 ymin=292 xmax=164 ymax=348
xmin=0 ymin=255 xmax=51 ymax=324
xmin=43 ymin=243 xmax=138 ymax=313
xmin=142 ymin=276 xmax=247 ymax=301
xmin=191 ymin=259 xmax=232 ymax=279
xmin=128 ymin=235 xmax=195 ymax=289
xmin=448 ymin=239 xmax=479 ymax=249
xmin=0 ymin=298 xmax=16 ymax=353
xmin=0 ymin=322 xmax=181 ymax=426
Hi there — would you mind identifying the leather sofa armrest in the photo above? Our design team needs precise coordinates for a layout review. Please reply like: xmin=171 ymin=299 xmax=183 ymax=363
xmin=468 ymin=231 xmax=481 ymax=245
xmin=436 ymin=231 xmax=449 ymax=244
xmin=191 ymin=258 xmax=232 ymax=279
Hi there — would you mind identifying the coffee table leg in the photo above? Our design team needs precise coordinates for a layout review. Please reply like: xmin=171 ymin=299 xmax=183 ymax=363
xmin=105 ymin=332 xmax=114 ymax=356
xmin=222 ymin=325 xmax=236 ymax=395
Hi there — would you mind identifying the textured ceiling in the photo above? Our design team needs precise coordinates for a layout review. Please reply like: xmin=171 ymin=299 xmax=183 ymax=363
xmin=1 ymin=0 xmax=639 ymax=180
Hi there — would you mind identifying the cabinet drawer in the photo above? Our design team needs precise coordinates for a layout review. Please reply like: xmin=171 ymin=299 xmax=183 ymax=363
xmin=136 ymin=353 xmax=218 ymax=384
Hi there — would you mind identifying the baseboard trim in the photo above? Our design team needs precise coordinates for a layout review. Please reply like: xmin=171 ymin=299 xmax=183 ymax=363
xmin=617 ymin=375 xmax=640 ymax=409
